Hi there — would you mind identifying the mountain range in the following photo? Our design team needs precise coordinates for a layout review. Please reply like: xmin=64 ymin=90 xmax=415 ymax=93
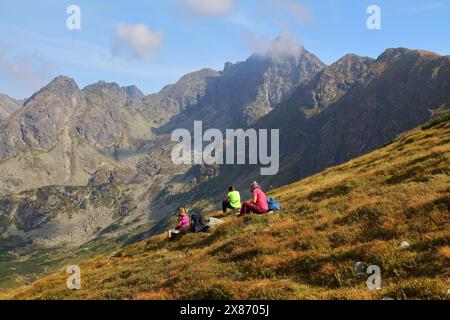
xmin=0 ymin=46 xmax=449 ymax=288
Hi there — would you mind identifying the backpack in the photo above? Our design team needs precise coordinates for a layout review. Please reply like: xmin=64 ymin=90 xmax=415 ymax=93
xmin=267 ymin=197 xmax=282 ymax=211
xmin=190 ymin=213 xmax=209 ymax=233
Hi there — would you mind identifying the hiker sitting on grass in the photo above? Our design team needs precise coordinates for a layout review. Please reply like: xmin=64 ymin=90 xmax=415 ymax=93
xmin=222 ymin=186 xmax=241 ymax=214
xmin=168 ymin=208 xmax=191 ymax=239
xmin=238 ymin=181 xmax=269 ymax=217
xmin=190 ymin=212 xmax=225 ymax=233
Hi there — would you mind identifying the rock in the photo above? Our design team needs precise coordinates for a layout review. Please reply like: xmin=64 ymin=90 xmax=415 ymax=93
xmin=0 ymin=76 xmax=83 ymax=161
xmin=117 ymin=201 xmax=131 ymax=217
xmin=138 ymin=68 xmax=221 ymax=123
xmin=88 ymin=169 xmax=110 ymax=186
xmin=89 ymin=167 xmax=135 ymax=186
xmin=398 ymin=241 xmax=411 ymax=250
xmin=15 ymin=200 xmax=48 ymax=231
xmin=186 ymin=164 xmax=220 ymax=184
xmin=79 ymin=81 xmax=128 ymax=147
xmin=122 ymin=85 xmax=144 ymax=101
xmin=288 ymin=54 xmax=375 ymax=114
xmin=79 ymin=200 xmax=87 ymax=210
xmin=354 ymin=261 xmax=368 ymax=276
xmin=133 ymin=157 xmax=161 ymax=181
xmin=0 ymin=93 xmax=21 ymax=122
xmin=223 ymin=62 xmax=233 ymax=73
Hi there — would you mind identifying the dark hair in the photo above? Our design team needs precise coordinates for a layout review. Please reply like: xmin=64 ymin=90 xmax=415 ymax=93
xmin=228 ymin=186 xmax=235 ymax=192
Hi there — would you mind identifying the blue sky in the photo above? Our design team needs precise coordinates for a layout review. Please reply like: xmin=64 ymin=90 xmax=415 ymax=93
xmin=0 ymin=0 xmax=449 ymax=99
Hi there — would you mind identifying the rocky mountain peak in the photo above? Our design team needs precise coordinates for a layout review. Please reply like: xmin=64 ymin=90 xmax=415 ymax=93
xmin=122 ymin=85 xmax=144 ymax=101
xmin=331 ymin=54 xmax=374 ymax=68
xmin=377 ymin=48 xmax=417 ymax=63
xmin=82 ymin=81 xmax=123 ymax=95
xmin=158 ymin=49 xmax=325 ymax=131
xmin=324 ymin=54 xmax=375 ymax=81
xmin=81 ymin=81 xmax=127 ymax=110
xmin=21 ymin=76 xmax=82 ymax=113
xmin=33 ymin=75 xmax=80 ymax=100
xmin=139 ymin=68 xmax=221 ymax=119
xmin=0 ymin=75 xmax=84 ymax=161
xmin=176 ymin=68 xmax=219 ymax=83
xmin=277 ymin=53 xmax=373 ymax=116
xmin=223 ymin=62 xmax=233 ymax=73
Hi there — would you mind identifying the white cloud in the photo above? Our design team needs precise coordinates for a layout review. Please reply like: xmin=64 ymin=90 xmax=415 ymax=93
xmin=246 ymin=34 xmax=304 ymax=59
xmin=182 ymin=0 xmax=236 ymax=16
xmin=0 ymin=48 xmax=55 ymax=91
xmin=113 ymin=23 xmax=164 ymax=60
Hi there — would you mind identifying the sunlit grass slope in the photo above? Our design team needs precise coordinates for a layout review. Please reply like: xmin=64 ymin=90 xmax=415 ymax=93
xmin=1 ymin=117 xmax=449 ymax=300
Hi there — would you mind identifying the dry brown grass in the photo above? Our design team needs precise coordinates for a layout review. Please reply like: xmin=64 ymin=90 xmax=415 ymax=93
xmin=1 ymin=120 xmax=449 ymax=300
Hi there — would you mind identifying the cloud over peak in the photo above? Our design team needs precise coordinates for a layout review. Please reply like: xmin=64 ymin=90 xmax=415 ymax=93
xmin=248 ymin=34 xmax=304 ymax=60
xmin=113 ymin=23 xmax=164 ymax=60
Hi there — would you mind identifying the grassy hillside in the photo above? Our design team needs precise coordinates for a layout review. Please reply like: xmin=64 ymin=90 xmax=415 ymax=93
xmin=1 ymin=116 xmax=449 ymax=300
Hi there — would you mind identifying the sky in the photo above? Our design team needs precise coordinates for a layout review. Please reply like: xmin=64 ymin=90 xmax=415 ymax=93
xmin=0 ymin=0 xmax=449 ymax=99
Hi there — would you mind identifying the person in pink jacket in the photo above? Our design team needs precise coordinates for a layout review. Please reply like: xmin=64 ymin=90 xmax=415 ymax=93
xmin=168 ymin=208 xmax=191 ymax=239
xmin=238 ymin=181 xmax=269 ymax=217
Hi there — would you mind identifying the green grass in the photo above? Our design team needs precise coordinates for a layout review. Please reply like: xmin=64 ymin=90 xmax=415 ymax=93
xmin=422 ymin=113 xmax=450 ymax=130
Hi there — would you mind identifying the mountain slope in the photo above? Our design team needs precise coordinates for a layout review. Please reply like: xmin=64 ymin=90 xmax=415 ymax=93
xmin=0 ymin=74 xmax=202 ymax=194
xmin=3 ymin=116 xmax=448 ymax=300
xmin=283 ymin=53 xmax=375 ymax=117
xmin=0 ymin=94 xmax=21 ymax=122
xmin=133 ymin=68 xmax=221 ymax=126
xmin=122 ymin=85 xmax=144 ymax=101
xmin=158 ymin=49 xmax=325 ymax=132
xmin=0 ymin=77 xmax=122 ymax=193
xmin=0 ymin=76 xmax=83 ymax=160
xmin=254 ymin=48 xmax=450 ymax=185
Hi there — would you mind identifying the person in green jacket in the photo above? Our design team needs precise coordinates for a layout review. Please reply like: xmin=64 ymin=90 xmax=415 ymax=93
xmin=222 ymin=186 xmax=241 ymax=214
